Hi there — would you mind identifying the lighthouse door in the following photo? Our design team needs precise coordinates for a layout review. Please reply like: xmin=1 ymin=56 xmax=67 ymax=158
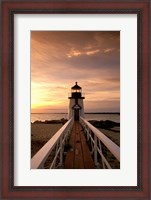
xmin=74 ymin=109 xmax=79 ymax=121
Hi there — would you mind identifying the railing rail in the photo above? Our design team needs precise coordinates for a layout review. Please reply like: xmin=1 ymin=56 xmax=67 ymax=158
xmin=80 ymin=117 xmax=120 ymax=168
xmin=31 ymin=118 xmax=73 ymax=169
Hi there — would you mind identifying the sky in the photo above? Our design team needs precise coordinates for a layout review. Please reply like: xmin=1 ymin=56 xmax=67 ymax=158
xmin=31 ymin=31 xmax=120 ymax=113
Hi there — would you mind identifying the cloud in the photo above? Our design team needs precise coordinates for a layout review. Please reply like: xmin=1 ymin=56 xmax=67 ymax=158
xmin=67 ymin=48 xmax=100 ymax=58
xmin=86 ymin=49 xmax=100 ymax=55
xmin=104 ymin=48 xmax=115 ymax=53
xmin=31 ymin=31 xmax=120 ymax=112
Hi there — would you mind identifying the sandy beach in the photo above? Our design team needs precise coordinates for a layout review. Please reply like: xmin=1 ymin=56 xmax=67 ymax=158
xmin=99 ymin=128 xmax=120 ymax=147
xmin=31 ymin=123 xmax=62 ymax=158
xmin=97 ymin=128 xmax=120 ymax=168
xmin=31 ymin=123 xmax=120 ymax=165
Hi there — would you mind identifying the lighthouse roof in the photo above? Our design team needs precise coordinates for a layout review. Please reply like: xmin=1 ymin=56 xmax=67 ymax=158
xmin=71 ymin=82 xmax=81 ymax=89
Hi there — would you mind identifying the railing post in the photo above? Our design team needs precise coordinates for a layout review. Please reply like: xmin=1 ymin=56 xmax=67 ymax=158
xmin=31 ymin=118 xmax=73 ymax=169
xmin=87 ymin=127 xmax=90 ymax=141
xmin=59 ymin=136 xmax=63 ymax=166
xmin=98 ymin=140 xmax=105 ymax=169
xmin=80 ymin=117 xmax=120 ymax=162
xmin=94 ymin=135 xmax=98 ymax=166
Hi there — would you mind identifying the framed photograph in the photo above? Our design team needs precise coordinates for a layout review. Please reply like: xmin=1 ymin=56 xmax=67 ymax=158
xmin=1 ymin=0 xmax=150 ymax=199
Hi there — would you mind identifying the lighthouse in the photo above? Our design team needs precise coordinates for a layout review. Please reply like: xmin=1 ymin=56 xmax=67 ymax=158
xmin=68 ymin=82 xmax=85 ymax=120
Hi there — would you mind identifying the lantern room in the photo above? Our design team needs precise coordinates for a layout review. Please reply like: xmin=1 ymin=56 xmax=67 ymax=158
xmin=69 ymin=82 xmax=84 ymax=99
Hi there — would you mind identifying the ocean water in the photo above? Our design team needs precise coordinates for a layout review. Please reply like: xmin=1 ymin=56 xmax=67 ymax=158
xmin=31 ymin=113 xmax=120 ymax=123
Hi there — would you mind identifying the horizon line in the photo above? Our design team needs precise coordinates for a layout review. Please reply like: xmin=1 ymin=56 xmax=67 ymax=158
xmin=31 ymin=112 xmax=120 ymax=114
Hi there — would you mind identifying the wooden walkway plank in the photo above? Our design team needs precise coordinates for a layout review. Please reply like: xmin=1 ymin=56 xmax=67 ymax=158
xmin=64 ymin=121 xmax=94 ymax=169
xmin=80 ymin=132 xmax=94 ymax=169
xmin=74 ymin=122 xmax=84 ymax=168
xmin=64 ymin=124 xmax=75 ymax=169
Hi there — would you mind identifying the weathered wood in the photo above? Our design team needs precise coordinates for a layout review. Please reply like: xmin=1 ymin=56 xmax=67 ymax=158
xmin=64 ymin=150 xmax=74 ymax=169
xmin=64 ymin=125 xmax=75 ymax=169
xmin=74 ymin=122 xmax=84 ymax=168
xmin=80 ymin=132 xmax=94 ymax=169
xmin=74 ymin=143 xmax=84 ymax=168
xmin=64 ymin=121 xmax=94 ymax=169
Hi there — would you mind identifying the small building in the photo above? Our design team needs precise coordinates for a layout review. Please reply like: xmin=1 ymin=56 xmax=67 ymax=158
xmin=68 ymin=82 xmax=85 ymax=120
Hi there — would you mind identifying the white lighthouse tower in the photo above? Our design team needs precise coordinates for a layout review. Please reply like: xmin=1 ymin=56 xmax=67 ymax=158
xmin=68 ymin=82 xmax=85 ymax=120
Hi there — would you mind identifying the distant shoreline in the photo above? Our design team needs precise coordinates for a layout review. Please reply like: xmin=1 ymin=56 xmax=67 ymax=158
xmin=31 ymin=112 xmax=120 ymax=114
xmin=31 ymin=113 xmax=120 ymax=124
xmin=32 ymin=119 xmax=120 ymax=127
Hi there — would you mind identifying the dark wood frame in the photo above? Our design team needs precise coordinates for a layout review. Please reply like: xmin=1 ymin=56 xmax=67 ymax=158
xmin=1 ymin=0 xmax=150 ymax=199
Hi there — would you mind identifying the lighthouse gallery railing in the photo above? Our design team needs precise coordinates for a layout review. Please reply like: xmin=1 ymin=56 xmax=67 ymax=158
xmin=80 ymin=117 xmax=120 ymax=169
xmin=31 ymin=118 xmax=73 ymax=169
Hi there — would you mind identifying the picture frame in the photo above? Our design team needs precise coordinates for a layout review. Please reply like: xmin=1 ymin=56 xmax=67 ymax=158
xmin=1 ymin=0 xmax=150 ymax=199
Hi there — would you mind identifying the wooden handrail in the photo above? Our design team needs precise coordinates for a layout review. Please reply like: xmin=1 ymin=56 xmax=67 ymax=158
xmin=31 ymin=118 xmax=73 ymax=169
xmin=80 ymin=117 xmax=120 ymax=162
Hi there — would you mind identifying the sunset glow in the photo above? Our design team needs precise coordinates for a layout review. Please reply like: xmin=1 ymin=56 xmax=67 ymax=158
xmin=31 ymin=31 xmax=120 ymax=113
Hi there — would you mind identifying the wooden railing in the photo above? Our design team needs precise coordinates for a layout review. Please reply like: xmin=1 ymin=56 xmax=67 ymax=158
xmin=31 ymin=118 xmax=73 ymax=169
xmin=80 ymin=117 xmax=120 ymax=169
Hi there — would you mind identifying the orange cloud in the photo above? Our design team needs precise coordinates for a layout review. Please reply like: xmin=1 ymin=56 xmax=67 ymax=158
xmin=67 ymin=48 xmax=100 ymax=58
xmin=104 ymin=48 xmax=115 ymax=53
xmin=31 ymin=31 xmax=120 ymax=112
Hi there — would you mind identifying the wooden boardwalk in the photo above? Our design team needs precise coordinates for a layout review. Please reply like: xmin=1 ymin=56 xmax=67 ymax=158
xmin=64 ymin=121 xmax=95 ymax=169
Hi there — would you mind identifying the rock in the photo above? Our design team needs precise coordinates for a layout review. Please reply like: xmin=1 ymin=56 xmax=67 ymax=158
xmin=88 ymin=120 xmax=120 ymax=129
xmin=88 ymin=120 xmax=101 ymax=127
xmin=33 ymin=118 xmax=68 ymax=124
xmin=33 ymin=120 xmax=44 ymax=124
xmin=60 ymin=118 xmax=68 ymax=124
xmin=44 ymin=120 xmax=62 ymax=124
